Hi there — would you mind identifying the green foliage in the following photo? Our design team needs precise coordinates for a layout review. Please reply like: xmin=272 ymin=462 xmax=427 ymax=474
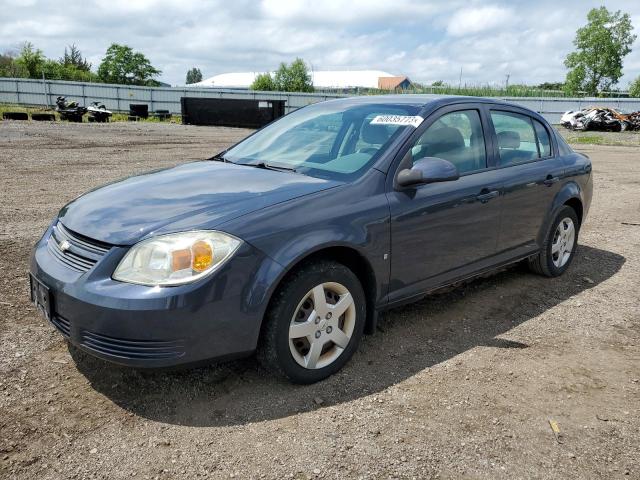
xmin=251 ymin=58 xmax=314 ymax=92
xmin=97 ymin=44 xmax=161 ymax=86
xmin=250 ymin=59 xmax=314 ymax=92
xmin=0 ymin=52 xmax=27 ymax=77
xmin=431 ymin=80 xmax=445 ymax=87
xmin=537 ymin=82 xmax=564 ymax=91
xmin=629 ymin=76 xmax=640 ymax=98
xmin=273 ymin=58 xmax=314 ymax=92
xmin=1 ymin=42 xmax=98 ymax=81
xmin=367 ymin=82 xmax=581 ymax=98
xmin=564 ymin=7 xmax=636 ymax=96
xmin=60 ymin=45 xmax=91 ymax=72
xmin=185 ymin=67 xmax=202 ymax=84
xmin=43 ymin=59 xmax=99 ymax=82
xmin=250 ymin=72 xmax=276 ymax=91
xmin=15 ymin=42 xmax=46 ymax=77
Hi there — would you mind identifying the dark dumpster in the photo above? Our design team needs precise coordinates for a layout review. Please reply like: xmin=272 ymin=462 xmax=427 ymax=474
xmin=180 ymin=98 xmax=286 ymax=128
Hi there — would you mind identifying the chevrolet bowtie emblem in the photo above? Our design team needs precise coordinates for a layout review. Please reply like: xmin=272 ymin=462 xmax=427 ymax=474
xmin=59 ymin=240 xmax=71 ymax=252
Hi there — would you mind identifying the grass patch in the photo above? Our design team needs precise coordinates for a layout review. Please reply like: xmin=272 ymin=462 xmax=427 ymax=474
xmin=0 ymin=103 xmax=54 ymax=115
xmin=110 ymin=112 xmax=182 ymax=123
xmin=570 ymin=136 xmax=607 ymax=144
xmin=561 ymin=130 xmax=640 ymax=147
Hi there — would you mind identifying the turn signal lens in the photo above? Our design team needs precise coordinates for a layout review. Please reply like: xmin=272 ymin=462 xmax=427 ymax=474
xmin=192 ymin=241 xmax=213 ymax=272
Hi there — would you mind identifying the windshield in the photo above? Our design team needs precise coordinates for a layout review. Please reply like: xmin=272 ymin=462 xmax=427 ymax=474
xmin=224 ymin=101 xmax=422 ymax=180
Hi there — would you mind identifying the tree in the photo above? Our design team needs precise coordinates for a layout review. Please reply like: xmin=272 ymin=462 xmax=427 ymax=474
xmin=60 ymin=44 xmax=91 ymax=72
xmin=15 ymin=42 xmax=46 ymax=78
xmin=250 ymin=72 xmax=276 ymax=91
xmin=97 ymin=44 xmax=161 ymax=86
xmin=564 ymin=7 xmax=636 ymax=96
xmin=249 ymin=59 xmax=314 ymax=92
xmin=273 ymin=58 xmax=314 ymax=92
xmin=0 ymin=43 xmax=99 ymax=81
xmin=537 ymin=82 xmax=564 ymax=91
xmin=185 ymin=67 xmax=202 ymax=84
xmin=0 ymin=52 xmax=27 ymax=78
xmin=630 ymin=76 xmax=640 ymax=98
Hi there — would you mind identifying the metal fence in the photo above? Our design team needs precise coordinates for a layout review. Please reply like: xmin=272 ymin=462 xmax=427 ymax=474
xmin=0 ymin=78 xmax=343 ymax=116
xmin=2 ymin=77 xmax=640 ymax=124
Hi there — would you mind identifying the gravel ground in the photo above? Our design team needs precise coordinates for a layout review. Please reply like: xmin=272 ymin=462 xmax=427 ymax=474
xmin=0 ymin=122 xmax=639 ymax=480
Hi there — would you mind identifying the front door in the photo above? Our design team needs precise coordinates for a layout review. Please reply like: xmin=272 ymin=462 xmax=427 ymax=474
xmin=387 ymin=107 xmax=502 ymax=303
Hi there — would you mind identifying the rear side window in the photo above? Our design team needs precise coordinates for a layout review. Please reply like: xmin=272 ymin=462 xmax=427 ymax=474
xmin=411 ymin=109 xmax=486 ymax=174
xmin=534 ymin=120 xmax=552 ymax=157
xmin=491 ymin=111 xmax=539 ymax=166
xmin=555 ymin=130 xmax=574 ymax=155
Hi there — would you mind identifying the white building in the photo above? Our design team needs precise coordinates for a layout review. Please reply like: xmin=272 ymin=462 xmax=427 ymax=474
xmin=190 ymin=70 xmax=408 ymax=90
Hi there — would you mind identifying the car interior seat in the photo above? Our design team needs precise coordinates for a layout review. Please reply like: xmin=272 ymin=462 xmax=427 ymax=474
xmin=414 ymin=126 xmax=478 ymax=173
xmin=359 ymin=122 xmax=392 ymax=155
xmin=496 ymin=130 xmax=536 ymax=164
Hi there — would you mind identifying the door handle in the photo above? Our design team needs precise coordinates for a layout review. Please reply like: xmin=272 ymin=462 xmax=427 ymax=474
xmin=476 ymin=190 xmax=499 ymax=203
xmin=543 ymin=175 xmax=560 ymax=186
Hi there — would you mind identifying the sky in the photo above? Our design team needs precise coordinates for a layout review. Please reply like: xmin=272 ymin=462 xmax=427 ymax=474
xmin=1 ymin=0 xmax=639 ymax=88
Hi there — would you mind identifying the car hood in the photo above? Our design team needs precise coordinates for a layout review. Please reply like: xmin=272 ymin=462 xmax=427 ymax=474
xmin=58 ymin=161 xmax=341 ymax=245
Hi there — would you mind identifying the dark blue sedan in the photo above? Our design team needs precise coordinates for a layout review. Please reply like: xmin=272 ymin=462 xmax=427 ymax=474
xmin=30 ymin=95 xmax=592 ymax=383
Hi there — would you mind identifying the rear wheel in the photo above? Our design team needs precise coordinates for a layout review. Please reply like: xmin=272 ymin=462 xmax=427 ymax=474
xmin=529 ymin=206 xmax=579 ymax=277
xmin=258 ymin=261 xmax=366 ymax=384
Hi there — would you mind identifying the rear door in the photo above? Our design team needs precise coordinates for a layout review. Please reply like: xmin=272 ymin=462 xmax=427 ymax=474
xmin=486 ymin=109 xmax=565 ymax=255
xmin=386 ymin=104 xmax=502 ymax=303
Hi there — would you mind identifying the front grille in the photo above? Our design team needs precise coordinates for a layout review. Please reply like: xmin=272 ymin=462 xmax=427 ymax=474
xmin=51 ymin=315 xmax=71 ymax=337
xmin=47 ymin=222 xmax=111 ymax=273
xmin=80 ymin=330 xmax=185 ymax=360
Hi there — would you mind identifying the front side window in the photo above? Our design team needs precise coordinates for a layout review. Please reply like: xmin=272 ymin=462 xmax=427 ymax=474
xmin=491 ymin=111 xmax=541 ymax=165
xmin=225 ymin=102 xmax=422 ymax=180
xmin=411 ymin=110 xmax=486 ymax=174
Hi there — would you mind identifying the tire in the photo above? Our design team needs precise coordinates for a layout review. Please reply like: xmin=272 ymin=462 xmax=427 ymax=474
xmin=529 ymin=206 xmax=579 ymax=277
xmin=258 ymin=260 xmax=366 ymax=384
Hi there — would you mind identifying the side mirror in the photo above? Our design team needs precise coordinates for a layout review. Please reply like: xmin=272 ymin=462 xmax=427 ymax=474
xmin=396 ymin=157 xmax=460 ymax=188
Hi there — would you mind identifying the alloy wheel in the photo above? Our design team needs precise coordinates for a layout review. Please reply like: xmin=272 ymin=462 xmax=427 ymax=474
xmin=551 ymin=217 xmax=576 ymax=268
xmin=288 ymin=282 xmax=356 ymax=369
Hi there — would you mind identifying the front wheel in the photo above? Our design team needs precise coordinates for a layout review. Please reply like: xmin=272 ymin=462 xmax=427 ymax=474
xmin=258 ymin=261 xmax=366 ymax=384
xmin=529 ymin=206 xmax=579 ymax=277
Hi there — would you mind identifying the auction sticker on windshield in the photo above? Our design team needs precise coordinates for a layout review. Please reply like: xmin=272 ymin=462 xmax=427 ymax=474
xmin=370 ymin=115 xmax=424 ymax=128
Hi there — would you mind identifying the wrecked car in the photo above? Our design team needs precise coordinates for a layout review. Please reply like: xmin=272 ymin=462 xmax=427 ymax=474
xmin=561 ymin=106 xmax=640 ymax=131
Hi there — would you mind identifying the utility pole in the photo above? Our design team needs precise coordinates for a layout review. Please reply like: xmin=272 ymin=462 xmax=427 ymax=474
xmin=458 ymin=67 xmax=463 ymax=90
xmin=505 ymin=73 xmax=511 ymax=90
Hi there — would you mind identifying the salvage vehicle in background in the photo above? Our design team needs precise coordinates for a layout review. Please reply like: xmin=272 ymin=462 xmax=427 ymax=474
xmin=561 ymin=106 xmax=640 ymax=131
xmin=30 ymin=95 xmax=592 ymax=383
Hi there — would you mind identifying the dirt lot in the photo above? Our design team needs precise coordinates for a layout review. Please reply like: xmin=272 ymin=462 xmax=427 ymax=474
xmin=1 ymin=122 xmax=639 ymax=480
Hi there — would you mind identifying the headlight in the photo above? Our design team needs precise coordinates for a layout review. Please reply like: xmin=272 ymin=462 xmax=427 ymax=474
xmin=113 ymin=231 xmax=242 ymax=286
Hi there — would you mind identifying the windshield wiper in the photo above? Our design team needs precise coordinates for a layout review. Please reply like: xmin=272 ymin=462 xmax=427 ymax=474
xmin=209 ymin=150 xmax=233 ymax=163
xmin=251 ymin=162 xmax=299 ymax=173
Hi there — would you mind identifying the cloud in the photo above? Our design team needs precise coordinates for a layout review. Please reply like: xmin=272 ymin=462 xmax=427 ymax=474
xmin=0 ymin=0 xmax=638 ymax=87
xmin=446 ymin=6 xmax=515 ymax=37
xmin=260 ymin=0 xmax=446 ymax=25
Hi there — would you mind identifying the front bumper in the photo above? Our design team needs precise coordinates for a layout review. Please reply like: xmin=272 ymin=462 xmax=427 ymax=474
xmin=30 ymin=224 xmax=283 ymax=368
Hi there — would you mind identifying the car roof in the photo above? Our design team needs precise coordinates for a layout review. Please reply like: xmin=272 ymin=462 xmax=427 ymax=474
xmin=322 ymin=94 xmax=545 ymax=123
xmin=325 ymin=94 xmax=525 ymax=110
